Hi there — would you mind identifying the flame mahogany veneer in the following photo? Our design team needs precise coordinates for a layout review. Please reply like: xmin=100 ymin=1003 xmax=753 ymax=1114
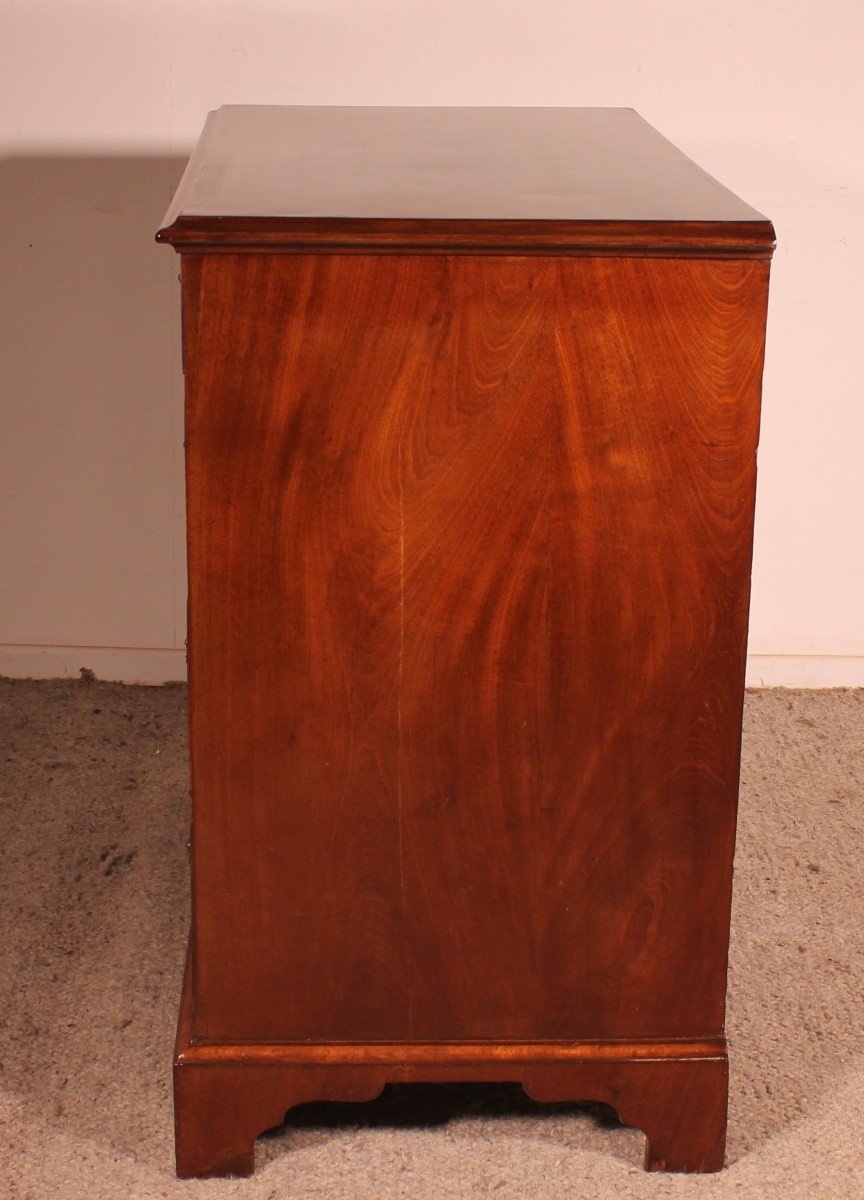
xmin=158 ymin=106 xmax=774 ymax=1179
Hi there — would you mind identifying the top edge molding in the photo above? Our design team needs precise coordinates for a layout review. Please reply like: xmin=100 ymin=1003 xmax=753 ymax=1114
xmin=157 ymin=215 xmax=775 ymax=257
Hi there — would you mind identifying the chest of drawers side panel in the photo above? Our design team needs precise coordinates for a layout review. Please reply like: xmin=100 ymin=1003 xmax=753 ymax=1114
xmin=180 ymin=251 xmax=769 ymax=1045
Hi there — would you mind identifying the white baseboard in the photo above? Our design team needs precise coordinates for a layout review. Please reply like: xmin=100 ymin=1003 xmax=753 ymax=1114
xmin=0 ymin=644 xmax=187 ymax=685
xmin=744 ymin=654 xmax=864 ymax=688
xmin=1 ymin=645 xmax=862 ymax=689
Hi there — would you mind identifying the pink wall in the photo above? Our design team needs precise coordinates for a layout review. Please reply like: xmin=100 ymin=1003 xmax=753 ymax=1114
xmin=1 ymin=1 xmax=862 ymax=685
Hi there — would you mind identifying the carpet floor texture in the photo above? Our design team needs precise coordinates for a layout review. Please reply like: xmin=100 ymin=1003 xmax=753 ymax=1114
xmin=0 ymin=681 xmax=861 ymax=1199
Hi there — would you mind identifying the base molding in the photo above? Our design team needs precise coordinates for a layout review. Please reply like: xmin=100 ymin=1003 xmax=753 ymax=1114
xmin=178 ymin=1036 xmax=726 ymax=1066
xmin=174 ymin=954 xmax=729 ymax=1178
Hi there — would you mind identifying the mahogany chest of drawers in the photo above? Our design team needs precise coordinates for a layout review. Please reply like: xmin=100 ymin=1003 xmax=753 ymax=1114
xmin=157 ymin=106 xmax=773 ymax=1178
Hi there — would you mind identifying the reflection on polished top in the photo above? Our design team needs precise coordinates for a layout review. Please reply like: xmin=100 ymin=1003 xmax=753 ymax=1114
xmin=157 ymin=106 xmax=774 ymax=254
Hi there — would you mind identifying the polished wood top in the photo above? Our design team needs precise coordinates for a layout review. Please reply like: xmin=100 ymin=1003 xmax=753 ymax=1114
xmin=157 ymin=106 xmax=774 ymax=254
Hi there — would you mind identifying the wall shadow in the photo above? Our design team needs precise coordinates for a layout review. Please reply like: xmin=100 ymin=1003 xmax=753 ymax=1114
xmin=0 ymin=154 xmax=187 ymax=652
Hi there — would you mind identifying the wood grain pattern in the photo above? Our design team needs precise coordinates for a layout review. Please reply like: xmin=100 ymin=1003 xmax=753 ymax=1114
xmin=182 ymin=251 xmax=768 ymax=1049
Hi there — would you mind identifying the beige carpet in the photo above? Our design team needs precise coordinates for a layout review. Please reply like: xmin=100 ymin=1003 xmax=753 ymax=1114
xmin=0 ymin=681 xmax=862 ymax=1199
